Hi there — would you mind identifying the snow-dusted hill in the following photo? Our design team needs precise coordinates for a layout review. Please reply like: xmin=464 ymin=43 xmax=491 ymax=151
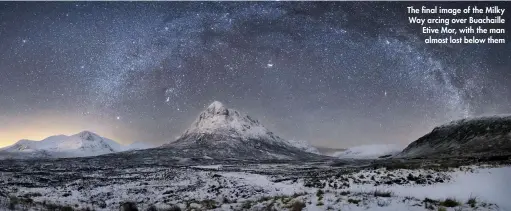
xmin=0 ymin=131 xmax=128 ymax=159
xmin=285 ymin=140 xmax=320 ymax=154
xmin=333 ymin=144 xmax=403 ymax=159
xmin=163 ymin=101 xmax=325 ymax=160
xmin=399 ymin=115 xmax=511 ymax=158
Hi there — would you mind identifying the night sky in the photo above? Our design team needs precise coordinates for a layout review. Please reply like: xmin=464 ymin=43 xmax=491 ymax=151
xmin=1 ymin=2 xmax=510 ymax=148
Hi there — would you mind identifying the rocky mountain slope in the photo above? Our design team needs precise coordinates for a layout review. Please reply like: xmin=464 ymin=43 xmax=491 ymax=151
xmin=162 ymin=101 xmax=325 ymax=160
xmin=0 ymin=131 xmax=133 ymax=159
xmin=399 ymin=115 xmax=511 ymax=158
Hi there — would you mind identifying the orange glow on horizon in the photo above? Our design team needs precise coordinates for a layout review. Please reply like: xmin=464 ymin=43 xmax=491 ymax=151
xmin=0 ymin=111 xmax=128 ymax=148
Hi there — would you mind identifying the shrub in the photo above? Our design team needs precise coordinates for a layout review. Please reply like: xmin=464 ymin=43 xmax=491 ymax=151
xmin=316 ymin=189 xmax=324 ymax=197
xmin=423 ymin=198 xmax=439 ymax=204
xmin=98 ymin=200 xmax=107 ymax=209
xmin=8 ymin=202 xmax=15 ymax=210
xmin=340 ymin=191 xmax=350 ymax=196
xmin=347 ymin=198 xmax=360 ymax=205
xmin=373 ymin=190 xmax=392 ymax=197
xmin=438 ymin=207 xmax=447 ymax=211
xmin=146 ymin=205 xmax=157 ymax=211
xmin=241 ymin=201 xmax=252 ymax=209
xmin=121 ymin=202 xmax=138 ymax=211
xmin=290 ymin=200 xmax=306 ymax=211
xmin=61 ymin=206 xmax=74 ymax=211
xmin=439 ymin=198 xmax=460 ymax=207
xmin=425 ymin=203 xmax=435 ymax=210
xmin=201 ymin=199 xmax=217 ymax=209
xmin=222 ymin=197 xmax=230 ymax=204
xmin=163 ymin=205 xmax=181 ymax=211
xmin=467 ymin=197 xmax=477 ymax=207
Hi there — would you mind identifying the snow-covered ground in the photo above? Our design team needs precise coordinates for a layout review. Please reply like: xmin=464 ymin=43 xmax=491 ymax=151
xmin=349 ymin=166 xmax=511 ymax=211
xmin=333 ymin=144 xmax=403 ymax=159
xmin=1 ymin=157 xmax=508 ymax=211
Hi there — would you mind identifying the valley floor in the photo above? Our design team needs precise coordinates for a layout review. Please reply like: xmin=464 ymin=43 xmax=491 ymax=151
xmin=0 ymin=156 xmax=510 ymax=211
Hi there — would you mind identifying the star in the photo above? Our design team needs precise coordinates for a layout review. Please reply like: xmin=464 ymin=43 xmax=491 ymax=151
xmin=0 ymin=1 xmax=508 ymax=150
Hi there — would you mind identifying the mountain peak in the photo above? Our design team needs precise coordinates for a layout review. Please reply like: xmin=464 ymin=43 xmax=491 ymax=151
xmin=208 ymin=101 xmax=225 ymax=109
xmin=204 ymin=101 xmax=228 ymax=116
xmin=75 ymin=131 xmax=100 ymax=141
xmin=180 ymin=102 xmax=270 ymax=140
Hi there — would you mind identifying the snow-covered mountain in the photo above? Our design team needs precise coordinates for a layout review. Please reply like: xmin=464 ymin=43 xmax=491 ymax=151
xmin=163 ymin=101 xmax=325 ymax=160
xmin=285 ymin=140 xmax=321 ymax=154
xmin=178 ymin=101 xmax=275 ymax=141
xmin=0 ymin=131 xmax=125 ymax=159
xmin=399 ymin=115 xmax=511 ymax=158
xmin=333 ymin=144 xmax=403 ymax=159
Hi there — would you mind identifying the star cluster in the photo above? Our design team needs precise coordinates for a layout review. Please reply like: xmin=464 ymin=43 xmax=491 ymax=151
xmin=1 ymin=2 xmax=510 ymax=147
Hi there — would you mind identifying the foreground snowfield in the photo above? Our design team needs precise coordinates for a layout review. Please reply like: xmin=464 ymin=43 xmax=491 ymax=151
xmin=349 ymin=166 xmax=511 ymax=211
xmin=1 ymin=155 xmax=509 ymax=211
xmin=383 ymin=167 xmax=511 ymax=210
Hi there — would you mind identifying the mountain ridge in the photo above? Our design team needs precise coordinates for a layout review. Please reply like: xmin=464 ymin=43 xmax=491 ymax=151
xmin=0 ymin=131 xmax=151 ymax=159
xmin=399 ymin=115 xmax=511 ymax=158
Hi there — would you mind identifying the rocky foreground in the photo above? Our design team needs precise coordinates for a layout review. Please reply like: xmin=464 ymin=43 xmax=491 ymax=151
xmin=0 ymin=154 xmax=510 ymax=211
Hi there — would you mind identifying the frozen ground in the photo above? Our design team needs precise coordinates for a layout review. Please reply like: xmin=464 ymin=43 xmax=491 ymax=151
xmin=0 ymin=153 xmax=509 ymax=211
xmin=349 ymin=166 xmax=511 ymax=211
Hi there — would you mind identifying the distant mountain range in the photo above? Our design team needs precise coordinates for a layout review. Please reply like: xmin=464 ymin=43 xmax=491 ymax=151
xmin=0 ymin=131 xmax=153 ymax=159
xmin=2 ymin=103 xmax=510 ymax=161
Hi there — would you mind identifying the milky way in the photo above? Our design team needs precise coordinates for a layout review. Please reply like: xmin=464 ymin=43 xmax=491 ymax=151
xmin=1 ymin=2 xmax=510 ymax=147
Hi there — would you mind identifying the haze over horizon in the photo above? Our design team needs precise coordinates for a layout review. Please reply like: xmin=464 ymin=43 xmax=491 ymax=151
xmin=1 ymin=2 xmax=510 ymax=148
